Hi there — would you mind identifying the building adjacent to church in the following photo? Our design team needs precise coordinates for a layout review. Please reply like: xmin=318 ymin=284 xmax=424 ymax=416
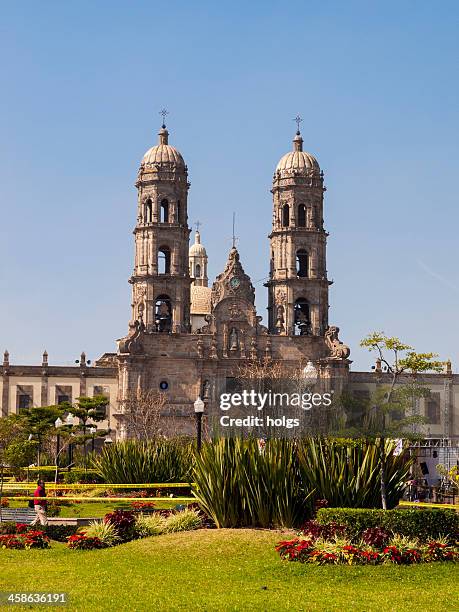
xmin=1 ymin=123 xmax=458 ymax=461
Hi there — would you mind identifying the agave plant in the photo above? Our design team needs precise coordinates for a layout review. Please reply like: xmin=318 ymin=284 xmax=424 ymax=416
xmin=192 ymin=438 xmax=314 ymax=528
xmin=297 ymin=438 xmax=411 ymax=509
xmin=92 ymin=438 xmax=194 ymax=483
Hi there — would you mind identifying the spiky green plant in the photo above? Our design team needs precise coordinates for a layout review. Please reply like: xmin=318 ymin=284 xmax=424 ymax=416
xmin=92 ymin=438 xmax=194 ymax=483
xmin=134 ymin=513 xmax=166 ymax=538
xmin=163 ymin=509 xmax=202 ymax=533
xmin=84 ymin=520 xmax=120 ymax=547
xmin=297 ymin=438 xmax=411 ymax=509
xmin=192 ymin=438 xmax=314 ymax=528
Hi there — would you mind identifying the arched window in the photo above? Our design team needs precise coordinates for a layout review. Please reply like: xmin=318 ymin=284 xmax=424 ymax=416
xmin=158 ymin=246 xmax=171 ymax=274
xmin=176 ymin=200 xmax=181 ymax=224
xmin=282 ymin=204 xmax=290 ymax=227
xmin=294 ymin=298 xmax=310 ymax=336
xmin=160 ymin=199 xmax=169 ymax=223
xmin=296 ymin=250 xmax=308 ymax=277
xmin=297 ymin=204 xmax=306 ymax=227
xmin=195 ymin=263 xmax=201 ymax=278
xmin=145 ymin=199 xmax=153 ymax=223
xmin=155 ymin=295 xmax=172 ymax=332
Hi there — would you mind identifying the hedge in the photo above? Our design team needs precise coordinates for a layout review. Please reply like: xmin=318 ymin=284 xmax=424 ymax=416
xmin=316 ymin=507 xmax=459 ymax=542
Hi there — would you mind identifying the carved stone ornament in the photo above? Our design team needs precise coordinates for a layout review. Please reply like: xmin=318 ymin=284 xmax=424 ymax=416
xmin=211 ymin=247 xmax=255 ymax=307
xmin=118 ymin=319 xmax=145 ymax=355
xmin=275 ymin=289 xmax=287 ymax=304
xmin=325 ymin=326 xmax=350 ymax=360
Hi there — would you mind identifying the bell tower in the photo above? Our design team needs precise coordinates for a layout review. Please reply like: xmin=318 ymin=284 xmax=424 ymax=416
xmin=266 ymin=124 xmax=330 ymax=336
xmin=130 ymin=121 xmax=191 ymax=333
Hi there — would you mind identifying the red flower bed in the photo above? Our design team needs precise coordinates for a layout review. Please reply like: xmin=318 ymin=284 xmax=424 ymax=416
xmin=130 ymin=501 xmax=156 ymax=512
xmin=67 ymin=533 xmax=105 ymax=550
xmin=0 ymin=529 xmax=49 ymax=550
xmin=275 ymin=538 xmax=458 ymax=566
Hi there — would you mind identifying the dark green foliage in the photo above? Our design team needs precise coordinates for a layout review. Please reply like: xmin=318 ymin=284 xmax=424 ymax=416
xmin=316 ymin=507 xmax=459 ymax=542
xmin=93 ymin=439 xmax=193 ymax=484
xmin=45 ymin=524 xmax=79 ymax=542
xmin=297 ymin=438 xmax=411 ymax=509
xmin=0 ymin=521 xmax=18 ymax=534
xmin=192 ymin=438 xmax=314 ymax=528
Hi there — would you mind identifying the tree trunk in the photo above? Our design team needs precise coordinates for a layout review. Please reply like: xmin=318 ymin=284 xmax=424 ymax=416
xmin=380 ymin=437 xmax=388 ymax=510
xmin=0 ymin=463 xmax=4 ymax=522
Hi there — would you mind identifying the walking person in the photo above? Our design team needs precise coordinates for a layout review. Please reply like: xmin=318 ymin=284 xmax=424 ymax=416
xmin=31 ymin=479 xmax=48 ymax=526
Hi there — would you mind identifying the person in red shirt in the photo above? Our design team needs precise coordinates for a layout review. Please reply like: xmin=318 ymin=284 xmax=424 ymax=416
xmin=31 ymin=479 xmax=48 ymax=526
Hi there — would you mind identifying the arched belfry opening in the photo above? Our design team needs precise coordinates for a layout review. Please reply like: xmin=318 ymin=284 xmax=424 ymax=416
xmin=155 ymin=295 xmax=172 ymax=332
xmin=294 ymin=298 xmax=310 ymax=336
xmin=158 ymin=246 xmax=171 ymax=274
xmin=145 ymin=199 xmax=153 ymax=223
xmin=282 ymin=204 xmax=290 ymax=227
xmin=296 ymin=250 xmax=308 ymax=278
xmin=297 ymin=204 xmax=306 ymax=227
xmin=160 ymin=199 xmax=169 ymax=223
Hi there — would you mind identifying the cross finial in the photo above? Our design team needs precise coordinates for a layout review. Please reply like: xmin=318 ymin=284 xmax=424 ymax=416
xmin=195 ymin=220 xmax=202 ymax=232
xmin=293 ymin=114 xmax=302 ymax=134
xmin=159 ymin=108 xmax=169 ymax=128
xmin=232 ymin=212 xmax=238 ymax=248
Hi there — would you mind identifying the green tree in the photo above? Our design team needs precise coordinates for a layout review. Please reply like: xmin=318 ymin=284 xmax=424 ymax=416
xmin=0 ymin=415 xmax=37 ymax=519
xmin=20 ymin=405 xmax=64 ymax=469
xmin=70 ymin=396 xmax=109 ymax=472
xmin=360 ymin=332 xmax=443 ymax=509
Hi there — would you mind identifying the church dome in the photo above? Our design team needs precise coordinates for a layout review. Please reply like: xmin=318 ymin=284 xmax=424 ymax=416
xmin=141 ymin=126 xmax=185 ymax=168
xmin=189 ymin=230 xmax=207 ymax=256
xmin=275 ymin=132 xmax=320 ymax=175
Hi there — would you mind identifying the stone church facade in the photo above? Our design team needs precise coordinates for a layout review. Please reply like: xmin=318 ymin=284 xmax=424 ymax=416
xmin=1 ymin=123 xmax=458 ymax=450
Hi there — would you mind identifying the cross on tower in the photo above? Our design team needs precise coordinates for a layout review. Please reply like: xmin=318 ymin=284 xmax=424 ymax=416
xmin=293 ymin=114 xmax=303 ymax=134
xmin=159 ymin=108 xmax=169 ymax=128
xmin=195 ymin=220 xmax=202 ymax=232
xmin=232 ymin=212 xmax=238 ymax=248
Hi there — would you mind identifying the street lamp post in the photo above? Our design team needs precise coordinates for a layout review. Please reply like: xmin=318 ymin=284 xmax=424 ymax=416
xmin=89 ymin=426 xmax=97 ymax=453
xmin=193 ymin=397 xmax=205 ymax=452
xmin=65 ymin=413 xmax=76 ymax=468
xmin=54 ymin=417 xmax=63 ymax=468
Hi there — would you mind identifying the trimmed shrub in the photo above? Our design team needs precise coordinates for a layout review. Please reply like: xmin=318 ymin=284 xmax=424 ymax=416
xmin=163 ymin=509 xmax=201 ymax=533
xmin=134 ymin=513 xmax=166 ymax=538
xmin=0 ymin=522 xmax=18 ymax=535
xmin=316 ymin=507 xmax=459 ymax=542
xmin=44 ymin=525 xmax=79 ymax=542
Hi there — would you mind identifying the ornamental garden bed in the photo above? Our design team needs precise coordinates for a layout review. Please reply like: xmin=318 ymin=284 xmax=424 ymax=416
xmin=275 ymin=508 xmax=459 ymax=566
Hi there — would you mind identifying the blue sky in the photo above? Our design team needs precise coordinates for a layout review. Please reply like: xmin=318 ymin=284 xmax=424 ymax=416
xmin=0 ymin=1 xmax=458 ymax=370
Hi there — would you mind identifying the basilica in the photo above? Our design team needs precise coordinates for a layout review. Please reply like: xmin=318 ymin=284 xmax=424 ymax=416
xmin=1 ymin=122 xmax=457 ymax=457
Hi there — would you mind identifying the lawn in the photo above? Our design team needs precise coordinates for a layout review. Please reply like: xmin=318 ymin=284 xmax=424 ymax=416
xmin=8 ymin=498 xmax=182 ymax=518
xmin=0 ymin=529 xmax=457 ymax=611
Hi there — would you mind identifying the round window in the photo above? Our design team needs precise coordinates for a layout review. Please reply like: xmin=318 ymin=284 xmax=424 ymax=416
xmin=159 ymin=380 xmax=169 ymax=391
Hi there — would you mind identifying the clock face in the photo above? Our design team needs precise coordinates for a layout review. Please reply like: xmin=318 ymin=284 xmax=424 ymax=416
xmin=230 ymin=277 xmax=241 ymax=289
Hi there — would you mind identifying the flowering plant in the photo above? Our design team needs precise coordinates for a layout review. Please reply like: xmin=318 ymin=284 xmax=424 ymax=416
xmin=67 ymin=533 xmax=105 ymax=550
xmin=0 ymin=529 xmax=49 ymax=550
xmin=103 ymin=510 xmax=136 ymax=542
xmin=130 ymin=501 xmax=156 ymax=512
